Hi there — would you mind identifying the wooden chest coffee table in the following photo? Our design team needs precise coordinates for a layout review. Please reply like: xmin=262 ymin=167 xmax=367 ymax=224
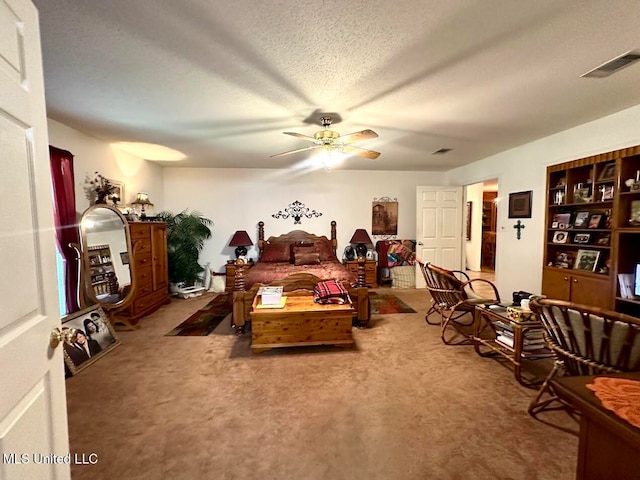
xmin=249 ymin=294 xmax=354 ymax=353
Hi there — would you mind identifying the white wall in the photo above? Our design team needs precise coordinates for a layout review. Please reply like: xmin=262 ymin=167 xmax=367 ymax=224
xmin=47 ymin=119 xmax=164 ymax=215
xmin=446 ymin=104 xmax=640 ymax=301
xmin=464 ymin=183 xmax=483 ymax=271
xmin=162 ymin=168 xmax=446 ymax=273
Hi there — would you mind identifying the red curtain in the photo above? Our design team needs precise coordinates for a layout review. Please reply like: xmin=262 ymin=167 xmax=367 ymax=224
xmin=49 ymin=146 xmax=80 ymax=314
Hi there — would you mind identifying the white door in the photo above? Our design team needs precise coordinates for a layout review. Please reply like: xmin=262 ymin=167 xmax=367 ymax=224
xmin=415 ymin=186 xmax=463 ymax=288
xmin=0 ymin=0 xmax=71 ymax=479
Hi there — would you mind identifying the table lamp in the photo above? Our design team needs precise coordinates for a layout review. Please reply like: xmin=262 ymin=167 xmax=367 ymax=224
xmin=349 ymin=228 xmax=373 ymax=258
xmin=229 ymin=230 xmax=253 ymax=258
xmin=131 ymin=192 xmax=154 ymax=219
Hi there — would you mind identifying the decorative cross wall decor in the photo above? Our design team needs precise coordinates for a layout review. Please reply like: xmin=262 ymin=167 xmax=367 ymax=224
xmin=513 ymin=220 xmax=525 ymax=240
xmin=272 ymin=200 xmax=323 ymax=224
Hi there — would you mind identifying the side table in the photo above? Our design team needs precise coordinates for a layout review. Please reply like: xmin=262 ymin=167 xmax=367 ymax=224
xmin=343 ymin=259 xmax=377 ymax=287
xmin=473 ymin=304 xmax=552 ymax=386
xmin=552 ymin=373 xmax=640 ymax=480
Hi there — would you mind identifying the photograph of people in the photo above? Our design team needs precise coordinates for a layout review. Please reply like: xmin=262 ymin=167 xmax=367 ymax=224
xmin=63 ymin=329 xmax=102 ymax=367
xmin=84 ymin=312 xmax=116 ymax=349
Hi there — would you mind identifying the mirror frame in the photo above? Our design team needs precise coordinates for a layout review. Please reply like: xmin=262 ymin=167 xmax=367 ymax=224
xmin=78 ymin=204 xmax=137 ymax=311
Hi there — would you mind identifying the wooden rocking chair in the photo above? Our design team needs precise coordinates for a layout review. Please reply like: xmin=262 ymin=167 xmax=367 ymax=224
xmin=418 ymin=260 xmax=501 ymax=344
xmin=528 ymin=296 xmax=640 ymax=416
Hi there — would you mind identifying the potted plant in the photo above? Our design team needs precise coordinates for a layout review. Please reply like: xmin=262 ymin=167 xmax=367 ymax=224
xmin=155 ymin=210 xmax=213 ymax=291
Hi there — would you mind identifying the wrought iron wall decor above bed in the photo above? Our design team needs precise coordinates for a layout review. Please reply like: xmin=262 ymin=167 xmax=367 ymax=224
xmin=272 ymin=200 xmax=323 ymax=224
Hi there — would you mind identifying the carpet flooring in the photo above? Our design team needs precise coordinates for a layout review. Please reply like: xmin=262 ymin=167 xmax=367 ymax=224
xmin=65 ymin=288 xmax=579 ymax=480
xmin=166 ymin=291 xmax=415 ymax=336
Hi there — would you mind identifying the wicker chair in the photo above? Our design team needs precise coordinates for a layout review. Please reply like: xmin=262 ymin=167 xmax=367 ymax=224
xmin=528 ymin=297 xmax=640 ymax=415
xmin=418 ymin=260 xmax=501 ymax=344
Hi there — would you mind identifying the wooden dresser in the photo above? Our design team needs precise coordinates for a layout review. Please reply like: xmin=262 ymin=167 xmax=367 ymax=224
xmin=116 ymin=221 xmax=170 ymax=327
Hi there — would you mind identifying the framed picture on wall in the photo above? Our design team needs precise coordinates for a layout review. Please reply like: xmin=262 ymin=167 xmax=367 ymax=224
xmin=466 ymin=201 xmax=472 ymax=241
xmin=508 ymin=191 xmax=532 ymax=218
xmin=372 ymin=199 xmax=398 ymax=236
xmin=107 ymin=180 xmax=124 ymax=206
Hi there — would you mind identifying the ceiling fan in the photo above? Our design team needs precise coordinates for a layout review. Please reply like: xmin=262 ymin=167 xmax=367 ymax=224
xmin=270 ymin=116 xmax=380 ymax=159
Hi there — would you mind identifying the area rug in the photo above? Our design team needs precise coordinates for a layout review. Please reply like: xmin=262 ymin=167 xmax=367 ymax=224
xmin=369 ymin=292 xmax=417 ymax=315
xmin=167 ymin=291 xmax=416 ymax=336
xmin=166 ymin=293 xmax=232 ymax=336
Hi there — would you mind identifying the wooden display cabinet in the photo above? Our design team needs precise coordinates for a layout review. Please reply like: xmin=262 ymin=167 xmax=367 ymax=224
xmin=542 ymin=145 xmax=640 ymax=317
xmin=87 ymin=244 xmax=118 ymax=297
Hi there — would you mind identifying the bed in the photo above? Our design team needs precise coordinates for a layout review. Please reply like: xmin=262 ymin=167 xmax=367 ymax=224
xmin=231 ymin=221 xmax=371 ymax=333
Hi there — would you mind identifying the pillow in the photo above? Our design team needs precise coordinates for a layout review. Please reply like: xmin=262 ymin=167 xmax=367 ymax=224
xmin=314 ymin=238 xmax=336 ymax=261
xmin=391 ymin=265 xmax=416 ymax=288
xmin=293 ymin=251 xmax=321 ymax=266
xmin=260 ymin=241 xmax=291 ymax=262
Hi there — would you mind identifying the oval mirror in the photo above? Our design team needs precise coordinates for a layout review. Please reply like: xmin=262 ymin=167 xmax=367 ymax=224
xmin=79 ymin=205 xmax=135 ymax=309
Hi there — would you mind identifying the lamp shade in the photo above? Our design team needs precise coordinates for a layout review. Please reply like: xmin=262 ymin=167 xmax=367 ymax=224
xmin=229 ymin=230 xmax=253 ymax=247
xmin=229 ymin=230 xmax=253 ymax=259
xmin=130 ymin=192 xmax=154 ymax=218
xmin=349 ymin=229 xmax=373 ymax=245
xmin=131 ymin=192 xmax=154 ymax=207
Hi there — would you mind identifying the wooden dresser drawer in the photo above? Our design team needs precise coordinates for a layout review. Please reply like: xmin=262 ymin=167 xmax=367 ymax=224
xmin=133 ymin=288 xmax=168 ymax=315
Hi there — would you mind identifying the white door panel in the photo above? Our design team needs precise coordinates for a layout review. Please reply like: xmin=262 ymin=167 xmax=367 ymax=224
xmin=0 ymin=0 xmax=71 ymax=479
xmin=416 ymin=186 xmax=463 ymax=288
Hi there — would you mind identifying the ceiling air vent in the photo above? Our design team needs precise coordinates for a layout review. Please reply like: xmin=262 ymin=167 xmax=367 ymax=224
xmin=433 ymin=148 xmax=452 ymax=155
xmin=582 ymin=50 xmax=640 ymax=78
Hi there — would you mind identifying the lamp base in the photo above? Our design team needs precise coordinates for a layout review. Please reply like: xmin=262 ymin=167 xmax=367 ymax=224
xmin=235 ymin=246 xmax=248 ymax=258
xmin=355 ymin=243 xmax=367 ymax=258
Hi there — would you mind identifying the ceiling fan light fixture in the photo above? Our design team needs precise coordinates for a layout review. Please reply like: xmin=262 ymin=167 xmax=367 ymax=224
xmin=271 ymin=115 xmax=380 ymax=161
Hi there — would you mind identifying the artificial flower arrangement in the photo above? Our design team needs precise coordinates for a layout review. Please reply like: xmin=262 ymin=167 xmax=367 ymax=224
xmin=88 ymin=172 xmax=116 ymax=204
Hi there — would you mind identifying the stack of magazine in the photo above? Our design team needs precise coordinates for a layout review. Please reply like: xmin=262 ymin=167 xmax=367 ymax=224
xmin=494 ymin=320 xmax=552 ymax=358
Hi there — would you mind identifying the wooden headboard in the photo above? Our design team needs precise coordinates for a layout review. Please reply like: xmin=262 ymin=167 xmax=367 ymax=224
xmin=257 ymin=220 xmax=338 ymax=257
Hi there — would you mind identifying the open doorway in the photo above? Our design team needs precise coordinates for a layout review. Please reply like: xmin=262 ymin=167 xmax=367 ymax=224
xmin=464 ymin=179 xmax=498 ymax=288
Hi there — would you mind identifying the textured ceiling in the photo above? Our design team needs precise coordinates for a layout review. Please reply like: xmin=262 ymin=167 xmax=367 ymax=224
xmin=33 ymin=0 xmax=640 ymax=171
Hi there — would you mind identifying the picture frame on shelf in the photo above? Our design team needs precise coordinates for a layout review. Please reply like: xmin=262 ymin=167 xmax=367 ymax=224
xmin=630 ymin=200 xmax=640 ymax=226
xmin=552 ymin=213 xmax=571 ymax=228
xmin=599 ymin=185 xmax=614 ymax=201
xmin=573 ymin=186 xmax=591 ymax=203
xmin=574 ymin=249 xmax=600 ymax=272
xmin=554 ymin=251 xmax=574 ymax=269
xmin=597 ymin=163 xmax=616 ymax=181
xmin=61 ymin=305 xmax=120 ymax=376
xmin=552 ymin=231 xmax=569 ymax=244
xmin=573 ymin=211 xmax=590 ymax=228
xmin=573 ymin=233 xmax=591 ymax=244
xmin=508 ymin=190 xmax=532 ymax=218
xmin=587 ymin=214 xmax=604 ymax=229
xmin=551 ymin=221 xmax=559 ymax=228
xmin=594 ymin=233 xmax=611 ymax=246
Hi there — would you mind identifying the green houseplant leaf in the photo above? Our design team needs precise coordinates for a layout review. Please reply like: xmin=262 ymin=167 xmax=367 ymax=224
xmin=155 ymin=210 xmax=213 ymax=286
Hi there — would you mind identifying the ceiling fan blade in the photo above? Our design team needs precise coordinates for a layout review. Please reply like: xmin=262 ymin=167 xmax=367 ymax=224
xmin=270 ymin=145 xmax=321 ymax=158
xmin=338 ymin=129 xmax=378 ymax=144
xmin=341 ymin=145 xmax=381 ymax=159
xmin=283 ymin=131 xmax=317 ymax=142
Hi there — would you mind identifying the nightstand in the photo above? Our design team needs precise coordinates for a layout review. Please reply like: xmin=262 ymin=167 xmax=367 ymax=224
xmin=225 ymin=260 xmax=254 ymax=291
xmin=344 ymin=259 xmax=377 ymax=288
